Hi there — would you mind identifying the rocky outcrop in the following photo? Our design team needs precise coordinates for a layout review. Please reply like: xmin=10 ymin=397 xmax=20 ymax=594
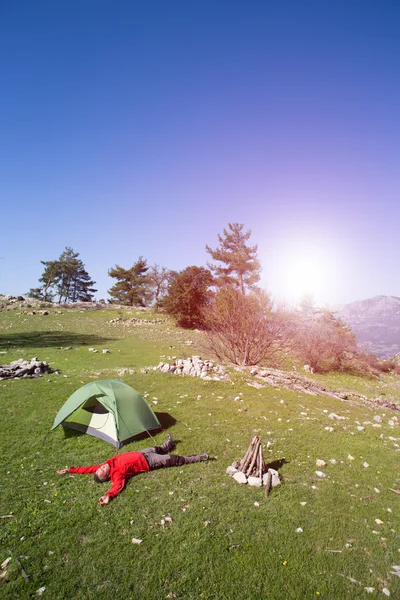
xmin=154 ymin=356 xmax=227 ymax=380
xmin=0 ymin=358 xmax=57 ymax=379
xmin=248 ymin=366 xmax=399 ymax=411
xmin=109 ymin=317 xmax=166 ymax=326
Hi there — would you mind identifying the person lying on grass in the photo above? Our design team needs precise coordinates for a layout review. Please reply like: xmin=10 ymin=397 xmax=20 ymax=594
xmin=56 ymin=434 xmax=209 ymax=505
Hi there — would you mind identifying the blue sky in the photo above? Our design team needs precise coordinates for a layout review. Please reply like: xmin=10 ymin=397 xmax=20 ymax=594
xmin=1 ymin=1 xmax=399 ymax=306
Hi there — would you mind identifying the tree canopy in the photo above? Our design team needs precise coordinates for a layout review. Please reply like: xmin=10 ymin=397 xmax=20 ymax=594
xmin=162 ymin=265 xmax=213 ymax=328
xmin=108 ymin=257 xmax=151 ymax=306
xmin=28 ymin=247 xmax=97 ymax=303
xmin=206 ymin=222 xmax=261 ymax=294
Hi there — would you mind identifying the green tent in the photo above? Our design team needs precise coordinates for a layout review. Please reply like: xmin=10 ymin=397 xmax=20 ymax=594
xmin=52 ymin=379 xmax=161 ymax=448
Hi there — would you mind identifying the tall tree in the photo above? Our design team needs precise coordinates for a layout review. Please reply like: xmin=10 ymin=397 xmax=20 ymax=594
xmin=206 ymin=222 xmax=261 ymax=294
xmin=163 ymin=266 xmax=213 ymax=328
xmin=108 ymin=256 xmax=151 ymax=306
xmin=29 ymin=248 xmax=96 ymax=303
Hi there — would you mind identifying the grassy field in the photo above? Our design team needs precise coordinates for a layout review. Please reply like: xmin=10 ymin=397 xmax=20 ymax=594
xmin=1 ymin=306 xmax=399 ymax=599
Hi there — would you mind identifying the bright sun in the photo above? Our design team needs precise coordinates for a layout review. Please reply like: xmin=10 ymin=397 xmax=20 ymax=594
xmin=271 ymin=240 xmax=337 ymax=307
xmin=282 ymin=253 xmax=327 ymax=301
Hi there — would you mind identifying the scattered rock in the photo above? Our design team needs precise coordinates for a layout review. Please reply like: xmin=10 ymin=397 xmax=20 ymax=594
xmin=154 ymin=356 xmax=228 ymax=380
xmin=329 ymin=413 xmax=345 ymax=421
xmin=316 ymin=459 xmax=326 ymax=467
xmin=0 ymin=358 xmax=57 ymax=380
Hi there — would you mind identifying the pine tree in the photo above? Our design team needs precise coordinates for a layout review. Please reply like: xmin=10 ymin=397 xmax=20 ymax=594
xmin=108 ymin=257 xmax=151 ymax=306
xmin=29 ymin=248 xmax=96 ymax=303
xmin=206 ymin=223 xmax=261 ymax=294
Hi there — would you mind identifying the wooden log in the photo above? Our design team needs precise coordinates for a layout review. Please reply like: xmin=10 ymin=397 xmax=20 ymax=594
xmin=246 ymin=439 xmax=261 ymax=477
xmin=264 ymin=470 xmax=272 ymax=498
xmin=239 ymin=436 xmax=257 ymax=472
xmin=259 ymin=444 xmax=263 ymax=482
xmin=240 ymin=436 xmax=258 ymax=473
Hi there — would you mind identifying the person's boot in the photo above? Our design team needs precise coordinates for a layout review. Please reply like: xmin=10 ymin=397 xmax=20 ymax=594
xmin=160 ymin=433 xmax=175 ymax=453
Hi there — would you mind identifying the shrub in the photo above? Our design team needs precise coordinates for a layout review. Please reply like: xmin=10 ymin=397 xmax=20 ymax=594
xmin=202 ymin=288 xmax=295 ymax=366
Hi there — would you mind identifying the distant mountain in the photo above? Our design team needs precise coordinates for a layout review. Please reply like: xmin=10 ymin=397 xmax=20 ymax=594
xmin=338 ymin=295 xmax=400 ymax=358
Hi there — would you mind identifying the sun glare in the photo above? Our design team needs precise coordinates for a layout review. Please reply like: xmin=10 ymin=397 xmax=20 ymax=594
xmin=271 ymin=240 xmax=337 ymax=307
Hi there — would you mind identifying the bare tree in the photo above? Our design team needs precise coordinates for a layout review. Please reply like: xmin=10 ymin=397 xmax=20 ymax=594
xmin=148 ymin=264 xmax=171 ymax=308
xmin=203 ymin=288 xmax=294 ymax=366
xmin=294 ymin=308 xmax=357 ymax=373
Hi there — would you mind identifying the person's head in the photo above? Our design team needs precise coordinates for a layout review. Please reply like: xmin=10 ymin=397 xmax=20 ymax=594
xmin=94 ymin=463 xmax=110 ymax=483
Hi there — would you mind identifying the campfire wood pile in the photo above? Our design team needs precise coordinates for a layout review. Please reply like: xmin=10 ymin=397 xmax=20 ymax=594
xmin=239 ymin=435 xmax=265 ymax=478
xmin=227 ymin=435 xmax=281 ymax=496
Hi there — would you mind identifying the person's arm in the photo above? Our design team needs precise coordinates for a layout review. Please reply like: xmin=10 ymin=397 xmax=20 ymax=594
xmin=56 ymin=465 xmax=100 ymax=475
xmin=69 ymin=465 xmax=100 ymax=474
xmin=101 ymin=474 xmax=126 ymax=503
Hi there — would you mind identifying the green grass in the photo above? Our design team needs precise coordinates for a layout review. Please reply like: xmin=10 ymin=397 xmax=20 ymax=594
xmin=1 ymin=307 xmax=399 ymax=599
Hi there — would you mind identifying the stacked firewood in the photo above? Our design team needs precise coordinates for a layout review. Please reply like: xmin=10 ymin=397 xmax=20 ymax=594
xmin=238 ymin=435 xmax=265 ymax=478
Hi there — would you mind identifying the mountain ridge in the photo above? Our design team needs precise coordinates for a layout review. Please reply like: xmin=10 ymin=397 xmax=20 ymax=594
xmin=338 ymin=295 xmax=400 ymax=358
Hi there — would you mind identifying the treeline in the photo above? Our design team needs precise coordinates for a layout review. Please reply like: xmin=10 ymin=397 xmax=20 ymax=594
xmin=28 ymin=224 xmax=398 ymax=376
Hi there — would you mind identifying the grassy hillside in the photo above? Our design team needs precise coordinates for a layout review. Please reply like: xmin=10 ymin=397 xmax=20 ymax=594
xmin=1 ymin=307 xmax=399 ymax=599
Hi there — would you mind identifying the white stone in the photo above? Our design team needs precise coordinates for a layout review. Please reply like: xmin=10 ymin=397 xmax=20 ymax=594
xmin=269 ymin=468 xmax=281 ymax=487
xmin=316 ymin=459 xmax=326 ymax=467
xmin=233 ymin=471 xmax=247 ymax=484
xmin=295 ymin=527 xmax=303 ymax=533
xmin=364 ymin=588 xmax=375 ymax=593
xmin=300 ymin=502 xmax=307 ymax=506
xmin=363 ymin=462 xmax=369 ymax=468
xmin=329 ymin=413 xmax=345 ymax=420
xmin=375 ymin=519 xmax=384 ymax=525
xmin=248 ymin=476 xmax=262 ymax=487
xmin=373 ymin=415 xmax=382 ymax=423
xmin=325 ymin=427 xmax=334 ymax=432
xmin=382 ymin=588 xmax=390 ymax=597
xmin=330 ymin=459 xmax=337 ymax=465
xmin=348 ymin=455 xmax=355 ymax=460
xmin=357 ymin=426 xmax=365 ymax=431
xmin=226 ymin=466 xmax=239 ymax=476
